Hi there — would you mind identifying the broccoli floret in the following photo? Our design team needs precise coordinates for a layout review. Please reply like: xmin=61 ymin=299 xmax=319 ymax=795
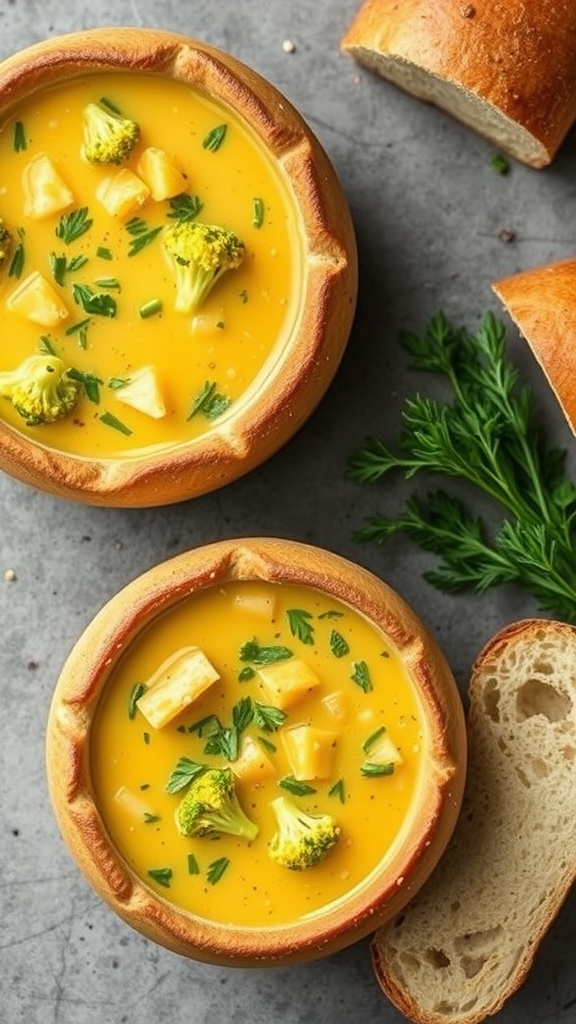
xmin=0 ymin=218 xmax=11 ymax=267
xmin=82 ymin=100 xmax=140 ymax=164
xmin=163 ymin=221 xmax=245 ymax=314
xmin=175 ymin=766 xmax=258 ymax=841
xmin=0 ymin=354 xmax=81 ymax=426
xmin=269 ymin=795 xmax=340 ymax=871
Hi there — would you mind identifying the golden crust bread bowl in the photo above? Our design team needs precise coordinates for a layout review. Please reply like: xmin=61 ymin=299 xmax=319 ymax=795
xmin=493 ymin=258 xmax=576 ymax=435
xmin=0 ymin=28 xmax=357 ymax=506
xmin=342 ymin=0 xmax=576 ymax=168
xmin=46 ymin=537 xmax=466 ymax=967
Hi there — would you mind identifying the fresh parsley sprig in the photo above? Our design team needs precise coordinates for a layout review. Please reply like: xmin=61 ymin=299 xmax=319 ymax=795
xmin=347 ymin=312 xmax=576 ymax=620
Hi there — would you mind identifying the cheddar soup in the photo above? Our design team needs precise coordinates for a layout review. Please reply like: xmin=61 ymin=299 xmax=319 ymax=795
xmin=90 ymin=580 xmax=428 ymax=927
xmin=0 ymin=73 xmax=301 ymax=454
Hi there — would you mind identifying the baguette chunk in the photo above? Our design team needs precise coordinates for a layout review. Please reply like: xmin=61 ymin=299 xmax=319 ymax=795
xmin=371 ymin=619 xmax=576 ymax=1024
xmin=342 ymin=0 xmax=576 ymax=168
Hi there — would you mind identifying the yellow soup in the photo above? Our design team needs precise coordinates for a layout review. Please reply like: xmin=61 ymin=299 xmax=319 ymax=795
xmin=0 ymin=73 xmax=301 ymax=455
xmin=90 ymin=580 xmax=428 ymax=927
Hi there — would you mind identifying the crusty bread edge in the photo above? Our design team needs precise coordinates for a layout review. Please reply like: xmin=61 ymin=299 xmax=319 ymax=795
xmin=370 ymin=617 xmax=576 ymax=1024
xmin=492 ymin=259 xmax=576 ymax=437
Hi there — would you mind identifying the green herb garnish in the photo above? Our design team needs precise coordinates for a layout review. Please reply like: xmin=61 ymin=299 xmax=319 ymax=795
xmin=253 ymin=702 xmax=287 ymax=732
xmin=165 ymin=757 xmax=206 ymax=794
xmin=317 ymin=610 xmax=344 ymax=620
xmin=187 ymin=853 xmax=200 ymax=875
xmin=99 ymin=410 xmax=132 ymax=435
xmin=206 ymin=856 xmax=230 ymax=885
xmin=351 ymin=660 xmax=373 ymax=692
xmin=55 ymin=207 xmax=93 ymax=245
xmin=167 ymin=193 xmax=203 ymax=222
xmin=253 ymin=197 xmax=265 ymax=228
xmin=94 ymin=277 xmax=121 ymax=290
xmin=65 ymin=318 xmax=91 ymax=349
xmin=50 ymin=253 xmax=89 ymax=286
xmin=202 ymin=698 xmax=254 ymax=761
xmin=287 ymin=608 xmax=315 ymax=645
xmin=13 ymin=120 xmax=27 ymax=152
xmin=238 ymin=665 xmax=255 ymax=682
xmin=202 ymin=123 xmax=227 ymax=152
xmin=125 ymin=218 xmax=162 ymax=257
xmin=348 ymin=312 xmax=576 ymax=620
xmin=147 ymin=867 xmax=172 ymax=888
xmin=490 ymin=153 xmax=510 ymax=175
xmin=139 ymin=298 xmax=162 ymax=319
xmin=239 ymin=637 xmax=293 ymax=665
xmin=328 ymin=779 xmax=346 ymax=803
xmin=329 ymin=630 xmax=350 ymax=658
xmin=279 ymin=776 xmax=317 ymax=796
xmin=143 ymin=812 xmax=160 ymax=824
xmin=96 ymin=246 xmax=113 ymax=260
xmin=360 ymin=762 xmax=395 ymax=777
xmin=38 ymin=335 xmax=57 ymax=356
xmin=67 ymin=367 xmax=104 ymax=404
xmin=8 ymin=231 xmax=25 ymax=279
xmin=187 ymin=380 xmax=231 ymax=421
xmin=362 ymin=726 xmax=387 ymax=753
xmin=143 ymin=732 xmax=150 ymax=745
xmin=128 ymin=681 xmax=147 ymax=719
xmin=72 ymin=283 xmax=117 ymax=317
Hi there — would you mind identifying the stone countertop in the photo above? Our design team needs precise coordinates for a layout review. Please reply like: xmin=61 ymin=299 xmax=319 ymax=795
xmin=1 ymin=2 xmax=574 ymax=1023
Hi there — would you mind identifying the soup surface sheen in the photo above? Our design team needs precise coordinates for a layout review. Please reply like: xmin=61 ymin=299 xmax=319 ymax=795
xmin=0 ymin=73 xmax=300 ymax=455
xmin=91 ymin=581 xmax=427 ymax=927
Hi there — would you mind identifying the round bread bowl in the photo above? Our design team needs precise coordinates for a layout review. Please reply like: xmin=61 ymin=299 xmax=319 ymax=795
xmin=46 ymin=537 xmax=467 ymax=967
xmin=0 ymin=28 xmax=357 ymax=506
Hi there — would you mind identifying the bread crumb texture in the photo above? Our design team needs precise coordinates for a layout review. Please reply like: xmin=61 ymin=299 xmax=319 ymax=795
xmin=371 ymin=619 xmax=576 ymax=1024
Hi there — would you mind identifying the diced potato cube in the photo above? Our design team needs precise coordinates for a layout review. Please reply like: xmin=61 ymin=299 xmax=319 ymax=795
xmin=136 ymin=646 xmax=219 ymax=729
xmin=233 ymin=735 xmax=276 ymax=784
xmin=22 ymin=153 xmax=74 ymax=219
xmin=281 ymin=724 xmax=339 ymax=781
xmin=114 ymin=366 xmax=166 ymax=419
xmin=6 ymin=271 xmax=69 ymax=327
xmin=321 ymin=689 xmax=347 ymax=721
xmin=136 ymin=147 xmax=187 ymax=201
xmin=233 ymin=588 xmax=276 ymax=620
xmin=96 ymin=168 xmax=150 ymax=219
xmin=113 ymin=786 xmax=156 ymax=824
xmin=363 ymin=728 xmax=403 ymax=768
xmin=256 ymin=658 xmax=321 ymax=710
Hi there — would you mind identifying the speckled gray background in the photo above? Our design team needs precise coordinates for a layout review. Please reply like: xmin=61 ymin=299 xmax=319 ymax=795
xmin=1 ymin=2 xmax=574 ymax=1023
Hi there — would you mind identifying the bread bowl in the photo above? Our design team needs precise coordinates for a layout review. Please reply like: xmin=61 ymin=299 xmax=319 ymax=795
xmin=46 ymin=537 xmax=466 ymax=966
xmin=0 ymin=29 xmax=357 ymax=505
xmin=492 ymin=258 xmax=576 ymax=435
xmin=342 ymin=0 xmax=576 ymax=168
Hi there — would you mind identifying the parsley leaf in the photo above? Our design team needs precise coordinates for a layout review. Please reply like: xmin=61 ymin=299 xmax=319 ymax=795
xmin=55 ymin=207 xmax=93 ymax=245
xmin=165 ymin=757 xmax=206 ymax=794
xmin=286 ymin=608 xmax=315 ymax=645
xmin=239 ymin=637 xmax=293 ymax=665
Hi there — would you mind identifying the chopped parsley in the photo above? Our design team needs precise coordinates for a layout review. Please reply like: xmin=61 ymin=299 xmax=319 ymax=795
xmin=55 ymin=207 xmax=93 ymax=245
xmin=286 ymin=608 xmax=315 ymax=645
xmin=202 ymin=123 xmax=227 ymax=152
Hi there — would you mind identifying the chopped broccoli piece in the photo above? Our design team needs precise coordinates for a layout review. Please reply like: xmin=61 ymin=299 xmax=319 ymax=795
xmin=0 ymin=354 xmax=80 ymax=425
xmin=82 ymin=100 xmax=140 ymax=165
xmin=163 ymin=221 xmax=245 ymax=314
xmin=0 ymin=218 xmax=12 ymax=267
xmin=174 ymin=766 xmax=258 ymax=841
xmin=269 ymin=795 xmax=340 ymax=871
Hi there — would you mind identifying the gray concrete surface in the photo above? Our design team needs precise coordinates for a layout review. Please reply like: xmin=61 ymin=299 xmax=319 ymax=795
xmin=1 ymin=2 xmax=575 ymax=1023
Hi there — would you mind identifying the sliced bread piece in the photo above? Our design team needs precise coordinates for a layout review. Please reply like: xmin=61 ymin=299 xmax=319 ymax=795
xmin=341 ymin=1 xmax=576 ymax=168
xmin=371 ymin=619 xmax=576 ymax=1024
xmin=493 ymin=258 xmax=576 ymax=436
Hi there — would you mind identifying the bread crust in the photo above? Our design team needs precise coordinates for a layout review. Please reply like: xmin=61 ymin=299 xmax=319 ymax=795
xmin=342 ymin=0 xmax=576 ymax=167
xmin=492 ymin=258 xmax=576 ymax=435
xmin=0 ymin=29 xmax=357 ymax=506
xmin=371 ymin=617 xmax=576 ymax=1024
xmin=46 ymin=537 xmax=466 ymax=966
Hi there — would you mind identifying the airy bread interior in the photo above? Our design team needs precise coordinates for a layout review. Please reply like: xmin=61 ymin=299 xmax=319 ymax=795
xmin=371 ymin=619 xmax=576 ymax=1024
